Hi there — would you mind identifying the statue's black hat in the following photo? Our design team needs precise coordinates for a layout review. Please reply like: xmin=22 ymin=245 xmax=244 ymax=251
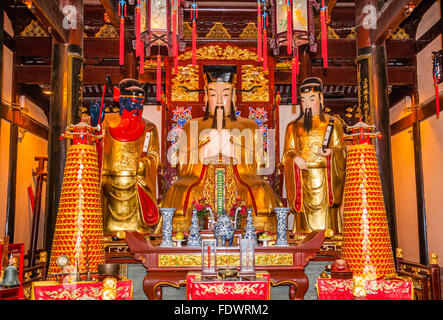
xmin=118 ymin=78 xmax=145 ymax=98
xmin=203 ymin=65 xmax=237 ymax=85
xmin=300 ymin=77 xmax=323 ymax=94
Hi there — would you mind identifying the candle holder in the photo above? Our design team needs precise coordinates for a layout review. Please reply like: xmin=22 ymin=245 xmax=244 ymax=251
xmin=201 ymin=239 xmax=217 ymax=278
xmin=159 ymin=208 xmax=176 ymax=247
xmin=274 ymin=207 xmax=290 ymax=247
xmin=188 ymin=209 xmax=202 ymax=247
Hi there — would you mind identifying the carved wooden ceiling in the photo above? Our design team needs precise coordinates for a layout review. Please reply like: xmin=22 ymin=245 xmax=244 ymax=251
xmin=2 ymin=0 xmax=437 ymax=122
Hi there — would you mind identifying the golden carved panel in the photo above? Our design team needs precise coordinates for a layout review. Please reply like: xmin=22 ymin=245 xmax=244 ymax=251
xmin=171 ymin=64 xmax=199 ymax=102
xmin=95 ymin=24 xmax=118 ymax=38
xmin=239 ymin=23 xmax=257 ymax=39
xmin=182 ymin=22 xmax=192 ymax=39
xmin=178 ymin=45 xmax=257 ymax=61
xmin=241 ymin=65 xmax=269 ymax=102
xmin=20 ymin=20 xmax=49 ymax=37
xmin=203 ymin=164 xmax=238 ymax=214
xmin=158 ymin=253 xmax=293 ymax=267
xmin=206 ymin=22 xmax=231 ymax=39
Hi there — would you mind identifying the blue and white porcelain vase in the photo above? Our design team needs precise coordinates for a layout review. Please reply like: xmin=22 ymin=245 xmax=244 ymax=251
xmin=213 ymin=213 xmax=235 ymax=246
xmin=160 ymin=208 xmax=176 ymax=247
xmin=274 ymin=207 xmax=290 ymax=247
xmin=187 ymin=209 xmax=202 ymax=247
xmin=243 ymin=209 xmax=257 ymax=245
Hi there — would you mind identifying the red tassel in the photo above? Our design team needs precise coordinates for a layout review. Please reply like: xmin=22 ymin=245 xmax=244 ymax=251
xmin=263 ymin=28 xmax=267 ymax=72
xmin=136 ymin=5 xmax=141 ymax=57
xmin=321 ymin=0 xmax=328 ymax=68
xmin=287 ymin=2 xmax=292 ymax=55
xmin=257 ymin=3 xmax=262 ymax=63
xmin=140 ymin=41 xmax=144 ymax=75
xmin=120 ymin=17 xmax=124 ymax=66
xmin=124 ymin=4 xmax=127 ymax=17
xmin=292 ymin=57 xmax=297 ymax=105
xmin=118 ymin=4 xmax=121 ymax=17
xmin=295 ymin=44 xmax=299 ymax=75
xmin=157 ymin=55 xmax=161 ymax=101
xmin=192 ymin=20 xmax=197 ymax=66
xmin=435 ymin=75 xmax=440 ymax=118
xmin=172 ymin=8 xmax=177 ymax=73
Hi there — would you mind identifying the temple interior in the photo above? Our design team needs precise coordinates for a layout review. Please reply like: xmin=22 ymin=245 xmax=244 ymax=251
xmin=0 ymin=0 xmax=442 ymax=301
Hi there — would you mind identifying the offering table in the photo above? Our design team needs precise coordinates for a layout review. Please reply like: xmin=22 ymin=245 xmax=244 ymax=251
xmin=121 ymin=230 xmax=327 ymax=300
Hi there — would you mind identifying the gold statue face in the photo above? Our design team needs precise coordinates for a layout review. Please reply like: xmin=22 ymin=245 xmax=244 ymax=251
xmin=205 ymin=82 xmax=235 ymax=116
xmin=300 ymin=92 xmax=323 ymax=116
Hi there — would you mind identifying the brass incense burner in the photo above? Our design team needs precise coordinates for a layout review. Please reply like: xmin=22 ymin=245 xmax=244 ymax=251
xmin=218 ymin=267 xmax=238 ymax=280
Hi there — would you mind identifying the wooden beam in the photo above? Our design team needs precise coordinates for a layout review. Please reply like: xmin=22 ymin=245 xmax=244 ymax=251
xmin=25 ymin=0 xmax=70 ymax=43
xmin=19 ymin=84 xmax=50 ymax=117
xmin=99 ymin=0 xmax=120 ymax=28
xmin=0 ymin=104 xmax=48 ymax=140
xmin=16 ymin=65 xmax=125 ymax=85
xmin=371 ymin=0 xmax=423 ymax=45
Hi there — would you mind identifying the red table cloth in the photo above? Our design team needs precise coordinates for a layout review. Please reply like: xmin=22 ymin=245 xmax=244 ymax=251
xmin=31 ymin=280 xmax=133 ymax=300
xmin=186 ymin=272 xmax=270 ymax=300
xmin=317 ymin=278 xmax=413 ymax=300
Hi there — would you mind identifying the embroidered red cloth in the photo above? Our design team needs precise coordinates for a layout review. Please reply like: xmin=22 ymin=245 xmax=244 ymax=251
xmin=317 ymin=278 xmax=413 ymax=300
xmin=31 ymin=280 xmax=132 ymax=300
xmin=187 ymin=272 xmax=270 ymax=300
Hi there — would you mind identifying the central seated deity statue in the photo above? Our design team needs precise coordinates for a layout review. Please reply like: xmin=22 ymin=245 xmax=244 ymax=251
xmin=160 ymin=65 xmax=282 ymax=232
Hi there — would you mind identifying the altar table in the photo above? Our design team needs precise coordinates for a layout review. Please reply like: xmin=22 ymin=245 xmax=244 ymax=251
xmin=31 ymin=280 xmax=133 ymax=300
xmin=186 ymin=272 xmax=270 ymax=300
xmin=121 ymin=230 xmax=327 ymax=300
xmin=316 ymin=278 xmax=413 ymax=300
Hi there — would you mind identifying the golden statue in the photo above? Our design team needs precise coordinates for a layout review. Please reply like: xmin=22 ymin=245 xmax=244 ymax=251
xmin=161 ymin=65 xmax=282 ymax=232
xmin=90 ymin=79 xmax=162 ymax=235
xmin=282 ymin=77 xmax=346 ymax=233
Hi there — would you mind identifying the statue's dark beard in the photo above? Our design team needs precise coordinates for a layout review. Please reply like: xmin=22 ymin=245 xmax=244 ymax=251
xmin=295 ymin=103 xmax=326 ymax=133
xmin=304 ymin=108 xmax=313 ymax=133
xmin=203 ymin=102 xmax=238 ymax=129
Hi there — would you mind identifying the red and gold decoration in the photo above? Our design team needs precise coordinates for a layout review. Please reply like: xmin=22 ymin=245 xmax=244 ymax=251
xmin=186 ymin=272 xmax=270 ymax=300
xmin=257 ymin=1 xmax=262 ymax=63
xmin=31 ymin=280 xmax=132 ymax=300
xmin=340 ymin=123 xmax=396 ymax=279
xmin=317 ymin=278 xmax=413 ymax=300
xmin=48 ymin=123 xmax=105 ymax=276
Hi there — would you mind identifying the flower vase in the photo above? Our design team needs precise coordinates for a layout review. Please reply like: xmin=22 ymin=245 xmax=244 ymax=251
xmin=159 ymin=208 xmax=176 ymax=247
xmin=243 ymin=209 xmax=257 ymax=245
xmin=188 ymin=210 xmax=202 ymax=247
xmin=274 ymin=207 xmax=290 ymax=247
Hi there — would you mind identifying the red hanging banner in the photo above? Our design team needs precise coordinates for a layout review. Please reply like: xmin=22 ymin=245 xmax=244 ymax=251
xmin=435 ymin=75 xmax=440 ymax=118
xmin=172 ymin=3 xmax=178 ymax=74
xmin=136 ymin=3 xmax=141 ymax=57
xmin=292 ymin=57 xmax=297 ymax=105
xmin=157 ymin=55 xmax=162 ymax=101
xmin=320 ymin=0 xmax=328 ymax=68
xmin=287 ymin=1 xmax=292 ymax=55
xmin=120 ymin=17 xmax=125 ymax=66
xmin=257 ymin=2 xmax=262 ymax=63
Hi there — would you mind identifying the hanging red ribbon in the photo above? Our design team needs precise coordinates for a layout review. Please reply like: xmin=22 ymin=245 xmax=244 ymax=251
xmin=292 ymin=57 xmax=297 ymax=105
xmin=172 ymin=5 xmax=177 ymax=74
xmin=287 ymin=1 xmax=292 ymax=55
xmin=191 ymin=3 xmax=198 ymax=66
xmin=257 ymin=2 xmax=262 ymax=63
xmin=140 ymin=41 xmax=144 ymax=75
xmin=136 ymin=3 xmax=141 ymax=57
xmin=435 ymin=74 xmax=440 ymax=118
xmin=321 ymin=0 xmax=328 ymax=68
xmin=119 ymin=17 xmax=125 ymax=66
xmin=157 ymin=55 xmax=161 ymax=101
xmin=263 ymin=27 xmax=268 ymax=72
xmin=295 ymin=44 xmax=299 ymax=75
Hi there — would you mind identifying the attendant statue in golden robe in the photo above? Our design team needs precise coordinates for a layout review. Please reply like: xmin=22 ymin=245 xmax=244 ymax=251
xmin=282 ymin=77 xmax=346 ymax=233
xmin=161 ymin=65 xmax=282 ymax=232
xmin=89 ymin=79 xmax=162 ymax=235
